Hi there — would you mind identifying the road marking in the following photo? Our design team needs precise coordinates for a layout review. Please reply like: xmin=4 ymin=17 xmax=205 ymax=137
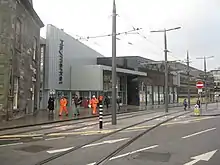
xmin=184 ymin=150 xmax=218 ymax=165
xmin=47 ymin=138 xmax=129 ymax=154
xmin=0 ymin=138 xmax=20 ymax=141
xmin=74 ymin=126 xmax=94 ymax=131
xmin=0 ymin=134 xmax=43 ymax=139
xmin=47 ymin=147 xmax=74 ymax=154
xmin=82 ymin=138 xmax=129 ymax=148
xmin=41 ymin=124 xmax=61 ymax=128
xmin=55 ymin=125 xmax=75 ymax=130
xmin=33 ymin=137 xmax=44 ymax=140
xmin=182 ymin=127 xmax=216 ymax=139
xmin=87 ymin=145 xmax=159 ymax=165
xmin=45 ymin=137 xmax=65 ymax=141
xmin=0 ymin=142 xmax=23 ymax=147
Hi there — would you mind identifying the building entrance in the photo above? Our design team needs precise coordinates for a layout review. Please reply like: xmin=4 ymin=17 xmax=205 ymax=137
xmin=127 ymin=75 xmax=139 ymax=106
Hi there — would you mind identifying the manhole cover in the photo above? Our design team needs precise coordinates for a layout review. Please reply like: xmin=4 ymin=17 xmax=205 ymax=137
xmin=132 ymin=151 xmax=171 ymax=162
xmin=16 ymin=145 xmax=52 ymax=153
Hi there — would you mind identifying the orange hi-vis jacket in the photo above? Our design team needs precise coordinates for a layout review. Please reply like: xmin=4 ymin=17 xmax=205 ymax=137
xmin=90 ymin=98 xmax=98 ymax=108
xmin=60 ymin=98 xmax=67 ymax=107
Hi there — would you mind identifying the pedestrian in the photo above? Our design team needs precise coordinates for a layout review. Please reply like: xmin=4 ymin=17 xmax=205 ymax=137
xmin=183 ymin=98 xmax=187 ymax=111
xmin=73 ymin=95 xmax=82 ymax=116
xmin=196 ymin=99 xmax=201 ymax=109
xmin=59 ymin=96 xmax=68 ymax=116
xmin=104 ymin=96 xmax=110 ymax=109
xmin=117 ymin=96 xmax=122 ymax=111
xmin=47 ymin=95 xmax=55 ymax=114
xmin=89 ymin=95 xmax=98 ymax=115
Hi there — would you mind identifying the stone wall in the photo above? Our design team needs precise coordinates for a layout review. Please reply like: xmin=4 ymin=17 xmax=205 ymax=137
xmin=0 ymin=0 xmax=43 ymax=119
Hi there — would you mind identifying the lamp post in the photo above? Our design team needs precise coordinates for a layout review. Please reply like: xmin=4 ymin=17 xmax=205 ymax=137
xmin=151 ymin=27 xmax=181 ymax=113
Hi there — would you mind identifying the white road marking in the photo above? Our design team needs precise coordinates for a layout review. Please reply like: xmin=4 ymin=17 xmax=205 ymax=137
xmin=0 ymin=138 xmax=20 ymax=141
xmin=33 ymin=137 xmax=44 ymax=139
xmin=55 ymin=125 xmax=75 ymax=130
xmin=75 ymin=126 xmax=94 ymax=131
xmin=41 ymin=124 xmax=61 ymax=128
xmin=87 ymin=145 xmax=159 ymax=165
xmin=47 ymin=138 xmax=129 ymax=154
xmin=182 ymin=127 xmax=216 ymax=139
xmin=45 ymin=137 xmax=65 ymax=141
xmin=184 ymin=150 xmax=218 ymax=165
xmin=47 ymin=147 xmax=74 ymax=154
xmin=82 ymin=138 xmax=129 ymax=148
xmin=0 ymin=142 xmax=23 ymax=147
xmin=110 ymin=145 xmax=159 ymax=160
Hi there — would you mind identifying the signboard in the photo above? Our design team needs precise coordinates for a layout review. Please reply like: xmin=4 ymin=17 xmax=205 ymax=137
xmin=58 ymin=39 xmax=64 ymax=84
xmin=196 ymin=81 xmax=204 ymax=89
xmin=198 ymin=88 xmax=203 ymax=94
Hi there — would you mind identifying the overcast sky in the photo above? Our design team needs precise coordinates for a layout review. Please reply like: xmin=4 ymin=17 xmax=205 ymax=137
xmin=33 ymin=0 xmax=220 ymax=71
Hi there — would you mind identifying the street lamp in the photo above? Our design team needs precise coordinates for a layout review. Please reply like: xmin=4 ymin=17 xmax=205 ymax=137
xmin=151 ymin=27 xmax=181 ymax=113
xmin=196 ymin=56 xmax=214 ymax=111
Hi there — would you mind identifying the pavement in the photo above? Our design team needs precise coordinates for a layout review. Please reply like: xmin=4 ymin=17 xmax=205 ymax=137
xmin=0 ymin=104 xmax=219 ymax=165
xmin=0 ymin=104 xmax=185 ymax=130
xmin=0 ymin=105 xmax=143 ymax=130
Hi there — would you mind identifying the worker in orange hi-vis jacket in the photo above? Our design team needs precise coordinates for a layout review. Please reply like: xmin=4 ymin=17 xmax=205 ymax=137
xmin=89 ymin=95 xmax=99 ymax=115
xmin=59 ymin=96 xmax=68 ymax=116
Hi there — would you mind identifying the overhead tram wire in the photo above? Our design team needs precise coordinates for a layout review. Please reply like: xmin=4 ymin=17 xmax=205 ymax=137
xmin=75 ymin=28 xmax=142 ymax=41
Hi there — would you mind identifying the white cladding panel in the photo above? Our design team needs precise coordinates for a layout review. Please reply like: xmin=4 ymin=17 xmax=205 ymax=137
xmin=44 ymin=25 xmax=104 ymax=91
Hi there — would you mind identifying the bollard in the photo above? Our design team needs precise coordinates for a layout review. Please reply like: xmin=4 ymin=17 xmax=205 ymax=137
xmin=99 ymin=103 xmax=103 ymax=129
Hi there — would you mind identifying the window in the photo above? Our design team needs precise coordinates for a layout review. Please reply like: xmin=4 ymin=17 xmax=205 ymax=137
xmin=15 ymin=19 xmax=21 ymax=50
xmin=33 ymin=37 xmax=37 ymax=60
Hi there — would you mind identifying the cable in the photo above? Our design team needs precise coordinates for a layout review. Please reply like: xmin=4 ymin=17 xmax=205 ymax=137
xmin=76 ymin=28 xmax=142 ymax=41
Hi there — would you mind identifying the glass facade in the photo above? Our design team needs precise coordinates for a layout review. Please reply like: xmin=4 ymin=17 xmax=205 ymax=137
xmin=169 ymin=87 xmax=173 ymax=103
xmin=146 ymin=86 xmax=153 ymax=105
xmin=159 ymin=86 xmax=164 ymax=104
xmin=153 ymin=86 xmax=158 ymax=104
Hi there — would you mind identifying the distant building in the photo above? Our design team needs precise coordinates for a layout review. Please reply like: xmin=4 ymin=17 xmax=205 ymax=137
xmin=209 ymin=69 xmax=220 ymax=99
xmin=0 ymin=0 xmax=44 ymax=120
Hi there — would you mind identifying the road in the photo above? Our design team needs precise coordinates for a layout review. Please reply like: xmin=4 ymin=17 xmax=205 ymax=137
xmin=0 ymin=107 xmax=219 ymax=165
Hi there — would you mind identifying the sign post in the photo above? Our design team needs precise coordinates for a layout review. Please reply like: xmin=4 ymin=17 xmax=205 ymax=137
xmin=196 ymin=81 xmax=204 ymax=114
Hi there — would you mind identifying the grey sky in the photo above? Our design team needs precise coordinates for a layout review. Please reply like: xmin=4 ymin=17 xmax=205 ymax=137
xmin=33 ymin=0 xmax=220 ymax=71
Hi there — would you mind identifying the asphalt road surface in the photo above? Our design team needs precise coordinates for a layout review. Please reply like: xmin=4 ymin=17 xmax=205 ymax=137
xmin=0 ymin=108 xmax=219 ymax=165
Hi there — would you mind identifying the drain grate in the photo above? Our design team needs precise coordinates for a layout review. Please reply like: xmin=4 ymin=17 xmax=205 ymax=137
xmin=16 ymin=145 xmax=52 ymax=153
xmin=131 ymin=151 xmax=171 ymax=162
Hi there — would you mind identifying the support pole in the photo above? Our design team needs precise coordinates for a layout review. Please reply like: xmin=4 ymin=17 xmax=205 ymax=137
xmin=99 ymin=102 xmax=103 ymax=129
xmin=164 ymin=30 xmax=169 ymax=113
xmin=111 ymin=0 xmax=117 ymax=125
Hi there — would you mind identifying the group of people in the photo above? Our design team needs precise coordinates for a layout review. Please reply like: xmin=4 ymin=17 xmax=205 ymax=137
xmin=183 ymin=98 xmax=201 ymax=110
xmin=47 ymin=94 xmax=115 ymax=116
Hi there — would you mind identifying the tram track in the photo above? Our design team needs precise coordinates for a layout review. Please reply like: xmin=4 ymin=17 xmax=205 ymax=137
xmin=34 ymin=110 xmax=190 ymax=165
xmin=0 ymin=109 xmax=162 ymax=140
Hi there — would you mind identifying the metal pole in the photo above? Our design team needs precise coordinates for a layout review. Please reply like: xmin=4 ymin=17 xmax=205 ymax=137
xmin=99 ymin=101 xmax=103 ymax=129
xmin=112 ymin=0 xmax=117 ymax=125
xmin=204 ymin=57 xmax=208 ymax=111
xmin=186 ymin=51 xmax=191 ymax=109
xmin=164 ymin=30 xmax=169 ymax=113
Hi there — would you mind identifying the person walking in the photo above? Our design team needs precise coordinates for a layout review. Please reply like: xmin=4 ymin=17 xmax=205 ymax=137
xmin=47 ymin=95 xmax=55 ymax=114
xmin=89 ymin=95 xmax=98 ymax=115
xmin=59 ymin=96 xmax=68 ymax=116
xmin=104 ymin=95 xmax=110 ymax=109
xmin=73 ymin=95 xmax=82 ymax=116
xmin=196 ymin=99 xmax=201 ymax=109
xmin=183 ymin=98 xmax=187 ymax=111
xmin=117 ymin=96 xmax=122 ymax=111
